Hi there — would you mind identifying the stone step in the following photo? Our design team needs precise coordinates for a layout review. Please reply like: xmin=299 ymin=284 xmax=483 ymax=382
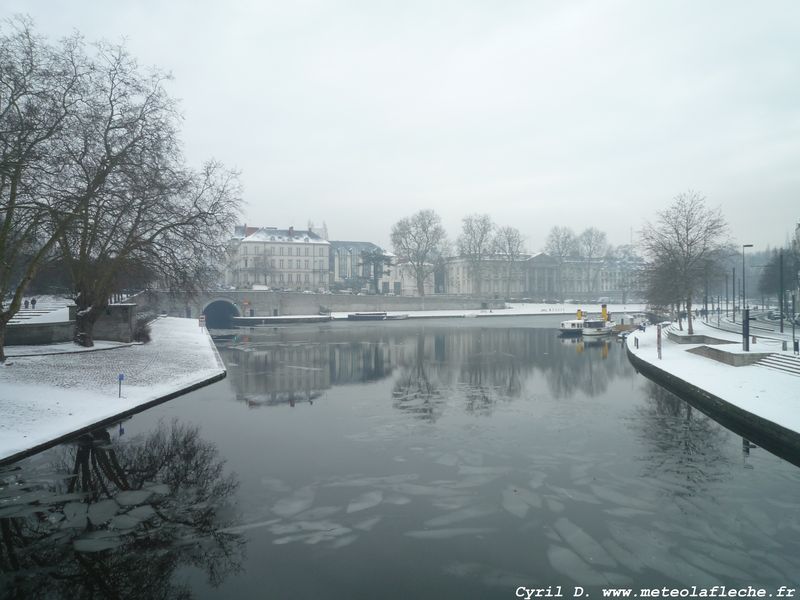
xmin=756 ymin=354 xmax=800 ymax=377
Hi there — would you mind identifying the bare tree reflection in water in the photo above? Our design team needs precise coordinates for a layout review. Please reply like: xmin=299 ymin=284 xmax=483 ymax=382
xmin=392 ymin=335 xmax=445 ymax=421
xmin=0 ymin=420 xmax=243 ymax=600
xmin=218 ymin=325 xmax=636 ymax=418
xmin=633 ymin=381 xmax=732 ymax=493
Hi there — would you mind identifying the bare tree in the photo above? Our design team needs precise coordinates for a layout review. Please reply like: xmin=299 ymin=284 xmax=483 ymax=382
xmin=544 ymin=226 xmax=577 ymax=301
xmin=457 ymin=214 xmax=494 ymax=295
xmin=494 ymin=225 xmax=525 ymax=299
xmin=578 ymin=227 xmax=609 ymax=296
xmin=42 ymin=41 xmax=242 ymax=346
xmin=640 ymin=191 xmax=728 ymax=334
xmin=0 ymin=18 xmax=89 ymax=362
xmin=390 ymin=209 xmax=447 ymax=296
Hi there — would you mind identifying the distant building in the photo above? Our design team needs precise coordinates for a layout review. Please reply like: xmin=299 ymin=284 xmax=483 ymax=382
xmin=441 ymin=250 xmax=643 ymax=301
xmin=385 ymin=262 xmax=435 ymax=296
xmin=328 ymin=241 xmax=387 ymax=291
xmin=226 ymin=226 xmax=330 ymax=290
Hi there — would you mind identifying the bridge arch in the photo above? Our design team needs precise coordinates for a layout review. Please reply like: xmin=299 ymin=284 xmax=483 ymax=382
xmin=202 ymin=298 xmax=241 ymax=329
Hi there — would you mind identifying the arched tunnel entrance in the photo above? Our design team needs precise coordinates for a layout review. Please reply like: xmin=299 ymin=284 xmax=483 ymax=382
xmin=203 ymin=300 xmax=241 ymax=329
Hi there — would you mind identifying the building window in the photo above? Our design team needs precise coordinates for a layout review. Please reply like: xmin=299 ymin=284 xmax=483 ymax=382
xmin=279 ymin=259 xmax=284 ymax=269
xmin=280 ymin=247 xmax=284 ymax=256
xmin=305 ymin=274 xmax=310 ymax=282
xmin=305 ymin=247 xmax=309 ymax=256
xmin=288 ymin=274 xmax=293 ymax=283
xmin=305 ymin=260 xmax=309 ymax=269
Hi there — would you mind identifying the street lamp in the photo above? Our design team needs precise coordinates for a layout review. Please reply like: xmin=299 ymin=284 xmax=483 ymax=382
xmin=742 ymin=244 xmax=753 ymax=309
xmin=742 ymin=244 xmax=753 ymax=351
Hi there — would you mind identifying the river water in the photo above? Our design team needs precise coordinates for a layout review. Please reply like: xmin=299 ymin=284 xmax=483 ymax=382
xmin=2 ymin=317 xmax=800 ymax=599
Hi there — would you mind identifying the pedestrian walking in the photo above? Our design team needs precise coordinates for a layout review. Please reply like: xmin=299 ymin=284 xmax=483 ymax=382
xmin=30 ymin=298 xmax=37 ymax=309
xmin=24 ymin=299 xmax=29 ymax=309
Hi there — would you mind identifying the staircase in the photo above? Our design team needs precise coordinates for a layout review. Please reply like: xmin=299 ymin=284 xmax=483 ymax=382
xmin=756 ymin=354 xmax=800 ymax=377
xmin=8 ymin=299 xmax=70 ymax=325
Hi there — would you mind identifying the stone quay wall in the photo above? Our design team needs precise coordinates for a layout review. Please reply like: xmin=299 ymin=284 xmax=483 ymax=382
xmin=134 ymin=290 xmax=506 ymax=319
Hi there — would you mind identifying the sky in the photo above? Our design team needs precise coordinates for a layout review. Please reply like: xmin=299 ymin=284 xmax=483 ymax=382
xmin=6 ymin=0 xmax=800 ymax=252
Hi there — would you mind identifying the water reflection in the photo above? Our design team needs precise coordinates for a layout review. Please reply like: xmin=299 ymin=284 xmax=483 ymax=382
xmin=0 ymin=421 xmax=242 ymax=599
xmin=218 ymin=325 xmax=633 ymax=414
xmin=632 ymin=382 xmax=732 ymax=494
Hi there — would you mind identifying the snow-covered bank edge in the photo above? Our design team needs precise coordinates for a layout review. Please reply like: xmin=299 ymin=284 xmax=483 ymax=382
xmin=0 ymin=319 xmax=226 ymax=466
xmin=625 ymin=331 xmax=800 ymax=467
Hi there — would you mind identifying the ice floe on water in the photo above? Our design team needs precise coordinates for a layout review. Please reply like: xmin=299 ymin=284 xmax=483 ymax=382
xmin=552 ymin=517 xmax=616 ymax=568
xmin=346 ymin=490 xmax=383 ymax=513
xmin=425 ymin=505 xmax=496 ymax=528
xmin=272 ymin=486 xmax=315 ymax=518
xmin=405 ymin=527 xmax=495 ymax=540
xmin=546 ymin=544 xmax=609 ymax=586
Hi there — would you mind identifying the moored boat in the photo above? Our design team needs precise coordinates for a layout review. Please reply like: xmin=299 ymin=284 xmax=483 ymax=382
xmin=582 ymin=319 xmax=615 ymax=336
xmin=347 ymin=312 xmax=387 ymax=321
xmin=559 ymin=319 xmax=585 ymax=335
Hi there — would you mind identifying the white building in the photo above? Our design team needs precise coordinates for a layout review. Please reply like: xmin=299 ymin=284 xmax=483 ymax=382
xmin=226 ymin=226 xmax=330 ymax=290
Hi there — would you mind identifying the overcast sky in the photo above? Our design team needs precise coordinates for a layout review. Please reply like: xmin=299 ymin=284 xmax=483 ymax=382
xmin=7 ymin=0 xmax=800 ymax=252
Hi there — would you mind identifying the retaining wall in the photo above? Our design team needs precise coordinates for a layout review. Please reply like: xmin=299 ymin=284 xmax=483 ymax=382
xmin=626 ymin=343 xmax=800 ymax=467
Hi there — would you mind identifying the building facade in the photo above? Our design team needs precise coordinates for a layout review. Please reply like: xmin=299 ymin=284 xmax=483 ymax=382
xmin=226 ymin=226 xmax=330 ymax=290
xmin=441 ymin=251 xmax=642 ymax=301
xmin=328 ymin=241 xmax=388 ymax=291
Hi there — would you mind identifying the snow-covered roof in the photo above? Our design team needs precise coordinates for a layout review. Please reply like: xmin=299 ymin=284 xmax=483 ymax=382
xmin=242 ymin=228 xmax=330 ymax=245
xmin=329 ymin=240 xmax=386 ymax=253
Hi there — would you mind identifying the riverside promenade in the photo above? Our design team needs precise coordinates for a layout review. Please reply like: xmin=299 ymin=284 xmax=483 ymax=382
xmin=626 ymin=320 xmax=800 ymax=464
xmin=0 ymin=317 xmax=225 ymax=465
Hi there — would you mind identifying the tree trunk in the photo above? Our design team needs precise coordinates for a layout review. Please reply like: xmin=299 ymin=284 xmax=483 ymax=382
xmin=506 ymin=262 xmax=513 ymax=300
xmin=686 ymin=296 xmax=693 ymax=335
xmin=0 ymin=322 xmax=7 ymax=363
xmin=74 ymin=304 xmax=106 ymax=347
xmin=416 ymin=274 xmax=425 ymax=297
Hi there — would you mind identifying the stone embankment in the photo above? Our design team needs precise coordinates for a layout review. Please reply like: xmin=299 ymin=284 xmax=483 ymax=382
xmin=626 ymin=321 xmax=800 ymax=465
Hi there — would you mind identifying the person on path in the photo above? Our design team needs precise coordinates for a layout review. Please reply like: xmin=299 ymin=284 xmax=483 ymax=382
xmin=24 ymin=299 xmax=29 ymax=309
xmin=30 ymin=298 xmax=36 ymax=309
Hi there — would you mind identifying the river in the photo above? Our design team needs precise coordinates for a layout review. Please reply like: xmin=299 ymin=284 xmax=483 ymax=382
xmin=2 ymin=317 xmax=799 ymax=599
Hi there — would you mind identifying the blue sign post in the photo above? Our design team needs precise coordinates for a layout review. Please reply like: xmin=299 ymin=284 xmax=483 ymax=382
xmin=118 ymin=373 xmax=125 ymax=398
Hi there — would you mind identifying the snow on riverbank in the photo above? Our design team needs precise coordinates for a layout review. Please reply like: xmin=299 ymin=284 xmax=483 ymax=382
xmin=328 ymin=302 xmax=647 ymax=320
xmin=627 ymin=321 xmax=800 ymax=435
xmin=0 ymin=317 xmax=225 ymax=463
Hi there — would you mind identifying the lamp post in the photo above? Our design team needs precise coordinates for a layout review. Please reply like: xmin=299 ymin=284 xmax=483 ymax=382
xmin=742 ymin=244 xmax=753 ymax=310
xmin=742 ymin=244 xmax=753 ymax=351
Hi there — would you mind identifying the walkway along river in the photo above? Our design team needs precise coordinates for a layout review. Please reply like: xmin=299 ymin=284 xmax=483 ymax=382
xmin=2 ymin=317 xmax=799 ymax=598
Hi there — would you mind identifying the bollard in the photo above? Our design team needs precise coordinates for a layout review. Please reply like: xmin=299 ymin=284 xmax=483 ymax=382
xmin=783 ymin=341 xmax=788 ymax=351
xmin=752 ymin=335 xmax=756 ymax=345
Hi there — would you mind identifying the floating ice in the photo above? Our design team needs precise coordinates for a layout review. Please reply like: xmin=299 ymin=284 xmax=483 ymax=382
xmin=346 ymin=491 xmax=383 ymax=513
xmin=73 ymin=536 xmax=122 ymax=553
xmin=546 ymin=544 xmax=608 ymax=585
xmin=425 ymin=506 xmax=495 ymax=528
xmin=405 ymin=528 xmax=495 ymax=540
xmin=552 ymin=517 xmax=616 ymax=568
xmin=354 ymin=516 xmax=381 ymax=531
xmin=272 ymin=486 xmax=315 ymax=517
xmin=501 ymin=488 xmax=529 ymax=519
xmin=87 ymin=499 xmax=119 ymax=525
xmin=115 ymin=490 xmax=152 ymax=506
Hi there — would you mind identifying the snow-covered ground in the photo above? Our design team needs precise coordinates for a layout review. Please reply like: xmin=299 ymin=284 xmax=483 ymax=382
xmin=0 ymin=317 xmax=224 ymax=463
xmin=8 ymin=295 xmax=72 ymax=325
xmin=627 ymin=320 xmax=800 ymax=435
xmin=329 ymin=302 xmax=647 ymax=320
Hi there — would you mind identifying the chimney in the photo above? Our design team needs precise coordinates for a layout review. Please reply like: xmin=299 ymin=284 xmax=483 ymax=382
xmin=288 ymin=226 xmax=294 ymax=238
